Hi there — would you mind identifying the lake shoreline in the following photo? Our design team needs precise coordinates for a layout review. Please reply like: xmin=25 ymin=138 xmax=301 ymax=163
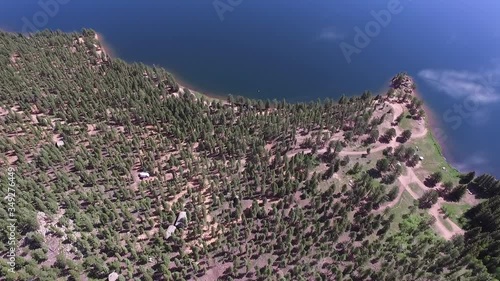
xmin=177 ymin=71 xmax=465 ymax=177
xmin=169 ymin=68 xmax=466 ymax=177
xmin=95 ymin=31 xmax=465 ymax=177
xmin=411 ymin=86 xmax=463 ymax=175
xmin=171 ymin=72 xmax=228 ymax=102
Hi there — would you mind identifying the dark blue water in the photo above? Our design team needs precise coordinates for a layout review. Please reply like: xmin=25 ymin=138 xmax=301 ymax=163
xmin=1 ymin=0 xmax=499 ymax=176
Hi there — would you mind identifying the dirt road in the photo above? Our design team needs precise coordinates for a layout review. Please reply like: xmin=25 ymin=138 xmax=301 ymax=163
xmin=399 ymin=168 xmax=464 ymax=239
xmin=286 ymin=99 xmax=461 ymax=239
xmin=340 ymin=100 xmax=461 ymax=240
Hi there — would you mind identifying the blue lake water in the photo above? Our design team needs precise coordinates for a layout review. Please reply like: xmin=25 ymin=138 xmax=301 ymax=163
xmin=1 ymin=0 xmax=499 ymax=176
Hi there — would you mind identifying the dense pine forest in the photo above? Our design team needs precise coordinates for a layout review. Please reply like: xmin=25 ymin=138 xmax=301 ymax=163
xmin=0 ymin=29 xmax=499 ymax=281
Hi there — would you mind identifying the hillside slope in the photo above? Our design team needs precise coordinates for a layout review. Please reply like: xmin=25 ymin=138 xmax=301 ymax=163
xmin=0 ymin=30 xmax=496 ymax=281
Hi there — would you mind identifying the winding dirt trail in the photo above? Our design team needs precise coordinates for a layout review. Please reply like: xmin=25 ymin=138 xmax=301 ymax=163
xmin=286 ymin=99 xmax=459 ymax=239
xmin=399 ymin=168 xmax=464 ymax=239
xmin=375 ymin=184 xmax=406 ymax=212
xmin=337 ymin=102 xmax=416 ymax=156
xmin=338 ymin=100 xmax=460 ymax=239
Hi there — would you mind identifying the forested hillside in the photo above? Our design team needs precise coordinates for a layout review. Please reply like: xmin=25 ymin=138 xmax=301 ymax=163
xmin=462 ymin=174 xmax=500 ymax=278
xmin=0 ymin=30 xmax=498 ymax=281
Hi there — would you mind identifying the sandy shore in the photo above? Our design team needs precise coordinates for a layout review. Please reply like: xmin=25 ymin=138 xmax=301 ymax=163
xmin=94 ymin=32 xmax=116 ymax=58
xmin=170 ymin=72 xmax=227 ymax=101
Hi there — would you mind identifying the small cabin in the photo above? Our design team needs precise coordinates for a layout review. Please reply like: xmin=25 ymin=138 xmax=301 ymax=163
xmin=175 ymin=211 xmax=187 ymax=228
xmin=165 ymin=225 xmax=177 ymax=239
xmin=55 ymin=140 xmax=64 ymax=147
xmin=138 ymin=172 xmax=150 ymax=179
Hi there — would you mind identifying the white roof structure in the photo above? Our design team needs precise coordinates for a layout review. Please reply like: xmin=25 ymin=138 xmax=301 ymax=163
xmin=165 ymin=225 xmax=177 ymax=239
xmin=56 ymin=140 xmax=64 ymax=147
xmin=138 ymin=172 xmax=150 ymax=178
xmin=175 ymin=211 xmax=187 ymax=228
xmin=108 ymin=272 xmax=119 ymax=281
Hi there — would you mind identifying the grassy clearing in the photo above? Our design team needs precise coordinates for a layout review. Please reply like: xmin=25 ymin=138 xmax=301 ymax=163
xmin=389 ymin=190 xmax=418 ymax=233
xmin=441 ymin=203 xmax=472 ymax=227
xmin=355 ymin=150 xmax=384 ymax=167
xmin=439 ymin=216 xmax=453 ymax=232
xmin=411 ymin=132 xmax=461 ymax=184
xmin=399 ymin=112 xmax=413 ymax=131
xmin=317 ymin=176 xmax=342 ymax=193
xmin=408 ymin=183 xmax=423 ymax=197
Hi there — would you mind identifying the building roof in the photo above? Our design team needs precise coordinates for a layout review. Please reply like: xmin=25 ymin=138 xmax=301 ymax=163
xmin=165 ymin=225 xmax=177 ymax=239
xmin=175 ymin=211 xmax=187 ymax=228
xmin=56 ymin=140 xmax=64 ymax=147
xmin=108 ymin=272 xmax=119 ymax=281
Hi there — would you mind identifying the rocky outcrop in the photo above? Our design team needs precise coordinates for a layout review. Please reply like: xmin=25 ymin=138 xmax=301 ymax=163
xmin=391 ymin=72 xmax=415 ymax=94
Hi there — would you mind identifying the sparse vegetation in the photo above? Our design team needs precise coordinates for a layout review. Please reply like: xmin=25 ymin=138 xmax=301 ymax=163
xmin=441 ymin=203 xmax=471 ymax=226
